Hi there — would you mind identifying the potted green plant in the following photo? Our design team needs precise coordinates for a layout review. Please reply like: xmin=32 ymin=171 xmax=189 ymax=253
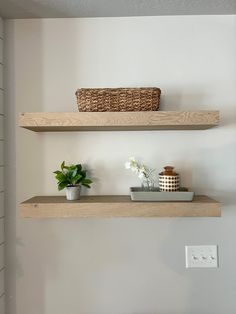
xmin=54 ymin=161 xmax=93 ymax=200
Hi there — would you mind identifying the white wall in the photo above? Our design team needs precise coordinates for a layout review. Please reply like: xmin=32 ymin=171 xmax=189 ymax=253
xmin=5 ymin=16 xmax=236 ymax=314
xmin=0 ymin=16 xmax=5 ymax=314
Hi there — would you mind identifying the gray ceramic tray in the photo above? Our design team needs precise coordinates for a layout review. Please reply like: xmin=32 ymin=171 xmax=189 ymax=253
xmin=130 ymin=187 xmax=194 ymax=202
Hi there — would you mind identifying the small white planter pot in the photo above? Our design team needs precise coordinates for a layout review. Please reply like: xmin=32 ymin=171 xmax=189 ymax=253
xmin=65 ymin=185 xmax=81 ymax=201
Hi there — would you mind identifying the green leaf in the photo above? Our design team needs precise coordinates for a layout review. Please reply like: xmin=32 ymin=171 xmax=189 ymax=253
xmin=82 ymin=183 xmax=91 ymax=188
xmin=80 ymin=170 xmax=87 ymax=178
xmin=55 ymin=173 xmax=66 ymax=182
xmin=73 ymin=174 xmax=82 ymax=184
xmin=72 ymin=168 xmax=78 ymax=178
xmin=82 ymin=178 xmax=93 ymax=184
xmin=67 ymin=170 xmax=75 ymax=181
xmin=58 ymin=181 xmax=68 ymax=191
xmin=76 ymin=164 xmax=82 ymax=172
xmin=61 ymin=161 xmax=65 ymax=171
xmin=53 ymin=170 xmax=62 ymax=175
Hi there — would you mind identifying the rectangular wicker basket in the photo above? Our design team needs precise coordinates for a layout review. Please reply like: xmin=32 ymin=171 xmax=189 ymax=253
xmin=75 ymin=87 xmax=161 ymax=112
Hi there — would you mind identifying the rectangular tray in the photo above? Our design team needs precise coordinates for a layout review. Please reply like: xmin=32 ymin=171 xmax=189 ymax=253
xmin=130 ymin=187 xmax=194 ymax=202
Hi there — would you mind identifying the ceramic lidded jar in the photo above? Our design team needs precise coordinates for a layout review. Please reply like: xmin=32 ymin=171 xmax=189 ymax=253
xmin=159 ymin=166 xmax=180 ymax=192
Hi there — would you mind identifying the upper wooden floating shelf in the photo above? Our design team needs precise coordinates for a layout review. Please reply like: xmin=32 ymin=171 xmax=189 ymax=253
xmin=20 ymin=195 xmax=221 ymax=218
xmin=18 ymin=111 xmax=219 ymax=132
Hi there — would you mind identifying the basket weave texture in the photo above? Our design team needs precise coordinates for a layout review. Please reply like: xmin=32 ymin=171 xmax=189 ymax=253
xmin=75 ymin=88 xmax=161 ymax=112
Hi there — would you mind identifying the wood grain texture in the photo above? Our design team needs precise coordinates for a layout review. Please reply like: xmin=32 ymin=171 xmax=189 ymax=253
xmin=20 ymin=195 xmax=221 ymax=218
xmin=18 ymin=111 xmax=219 ymax=131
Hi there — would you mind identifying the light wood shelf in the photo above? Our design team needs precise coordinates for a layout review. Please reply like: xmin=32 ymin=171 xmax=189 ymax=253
xmin=20 ymin=195 xmax=221 ymax=218
xmin=18 ymin=111 xmax=219 ymax=132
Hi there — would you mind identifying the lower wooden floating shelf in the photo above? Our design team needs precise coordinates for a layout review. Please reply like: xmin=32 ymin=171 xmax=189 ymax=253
xmin=20 ymin=195 xmax=221 ymax=218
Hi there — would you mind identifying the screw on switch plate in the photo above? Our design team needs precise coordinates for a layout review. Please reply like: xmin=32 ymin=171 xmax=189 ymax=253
xmin=185 ymin=245 xmax=218 ymax=268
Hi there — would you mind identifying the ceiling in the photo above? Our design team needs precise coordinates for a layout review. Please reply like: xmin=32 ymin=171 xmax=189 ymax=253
xmin=0 ymin=0 xmax=236 ymax=19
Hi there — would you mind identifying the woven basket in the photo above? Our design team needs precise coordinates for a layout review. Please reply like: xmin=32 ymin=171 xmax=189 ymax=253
xmin=75 ymin=87 xmax=161 ymax=112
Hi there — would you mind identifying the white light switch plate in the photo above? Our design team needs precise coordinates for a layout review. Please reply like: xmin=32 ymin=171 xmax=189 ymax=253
xmin=185 ymin=245 xmax=218 ymax=268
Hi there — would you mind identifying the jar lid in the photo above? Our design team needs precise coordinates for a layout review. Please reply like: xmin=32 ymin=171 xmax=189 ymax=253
xmin=159 ymin=166 xmax=178 ymax=176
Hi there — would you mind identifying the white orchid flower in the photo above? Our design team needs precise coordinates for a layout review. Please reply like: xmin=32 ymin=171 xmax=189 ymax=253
xmin=125 ymin=157 xmax=155 ymax=187
xmin=125 ymin=161 xmax=131 ymax=169
xmin=138 ymin=172 xmax=145 ymax=179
